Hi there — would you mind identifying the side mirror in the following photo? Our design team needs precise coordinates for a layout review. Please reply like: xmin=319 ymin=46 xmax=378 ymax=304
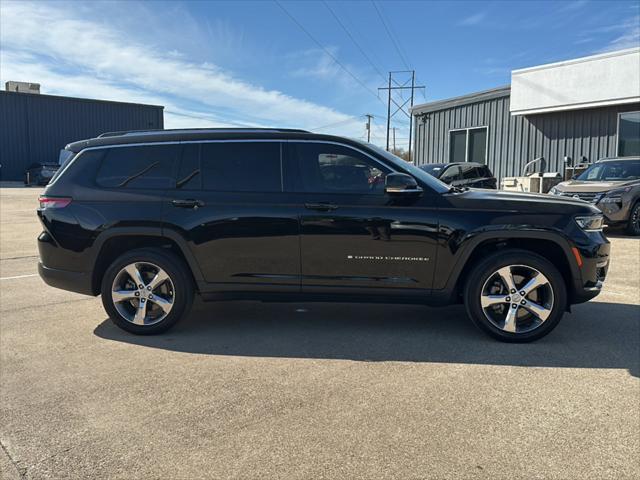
xmin=385 ymin=173 xmax=423 ymax=195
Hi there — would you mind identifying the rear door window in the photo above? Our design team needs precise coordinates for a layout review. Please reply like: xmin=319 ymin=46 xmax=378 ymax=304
xmin=460 ymin=164 xmax=478 ymax=180
xmin=175 ymin=144 xmax=201 ymax=190
xmin=200 ymin=142 xmax=282 ymax=192
xmin=96 ymin=145 xmax=179 ymax=189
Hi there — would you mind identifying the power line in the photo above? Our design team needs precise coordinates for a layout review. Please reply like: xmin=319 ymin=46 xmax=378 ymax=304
xmin=275 ymin=0 xmax=385 ymax=106
xmin=321 ymin=0 xmax=387 ymax=82
xmin=309 ymin=117 xmax=359 ymax=132
xmin=371 ymin=1 xmax=412 ymax=71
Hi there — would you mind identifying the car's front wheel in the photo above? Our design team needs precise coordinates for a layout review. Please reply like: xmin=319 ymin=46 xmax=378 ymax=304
xmin=464 ymin=250 xmax=567 ymax=342
xmin=626 ymin=202 xmax=640 ymax=236
xmin=101 ymin=248 xmax=194 ymax=334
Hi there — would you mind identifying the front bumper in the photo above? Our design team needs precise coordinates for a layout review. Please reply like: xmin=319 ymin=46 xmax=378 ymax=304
xmin=571 ymin=237 xmax=610 ymax=304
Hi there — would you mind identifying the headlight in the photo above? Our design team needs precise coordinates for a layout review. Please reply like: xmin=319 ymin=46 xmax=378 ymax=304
xmin=599 ymin=186 xmax=631 ymax=203
xmin=549 ymin=186 xmax=559 ymax=195
xmin=575 ymin=214 xmax=604 ymax=232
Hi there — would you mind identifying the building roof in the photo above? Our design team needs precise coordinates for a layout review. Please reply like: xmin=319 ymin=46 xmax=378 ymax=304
xmin=0 ymin=90 xmax=164 ymax=109
xmin=410 ymin=85 xmax=510 ymax=116
xmin=510 ymin=47 xmax=640 ymax=115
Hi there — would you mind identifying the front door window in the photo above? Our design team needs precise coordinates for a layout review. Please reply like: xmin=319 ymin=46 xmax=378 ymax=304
xmin=293 ymin=143 xmax=390 ymax=194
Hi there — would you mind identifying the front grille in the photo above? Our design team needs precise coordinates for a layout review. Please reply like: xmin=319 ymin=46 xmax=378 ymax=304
xmin=560 ymin=191 xmax=604 ymax=203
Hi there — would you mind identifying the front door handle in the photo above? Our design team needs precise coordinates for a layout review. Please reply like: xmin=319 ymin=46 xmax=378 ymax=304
xmin=304 ymin=202 xmax=338 ymax=212
xmin=171 ymin=199 xmax=205 ymax=209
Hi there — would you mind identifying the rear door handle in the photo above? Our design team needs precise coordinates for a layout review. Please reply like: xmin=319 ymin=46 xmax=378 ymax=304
xmin=171 ymin=199 xmax=205 ymax=209
xmin=304 ymin=202 xmax=338 ymax=212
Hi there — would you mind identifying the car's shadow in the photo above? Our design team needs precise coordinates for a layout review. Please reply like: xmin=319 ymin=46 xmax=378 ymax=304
xmin=94 ymin=300 xmax=640 ymax=378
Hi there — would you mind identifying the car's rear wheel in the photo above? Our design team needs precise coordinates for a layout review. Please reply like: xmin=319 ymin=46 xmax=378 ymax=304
xmin=464 ymin=250 xmax=567 ymax=342
xmin=626 ymin=202 xmax=640 ymax=236
xmin=101 ymin=248 xmax=194 ymax=334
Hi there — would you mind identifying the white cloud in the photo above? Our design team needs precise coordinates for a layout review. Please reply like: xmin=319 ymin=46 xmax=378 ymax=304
xmin=457 ymin=12 xmax=486 ymax=26
xmin=597 ymin=16 xmax=640 ymax=52
xmin=0 ymin=1 xmax=369 ymax=137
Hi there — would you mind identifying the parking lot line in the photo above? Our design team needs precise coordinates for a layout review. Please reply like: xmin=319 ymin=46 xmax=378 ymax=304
xmin=0 ymin=273 xmax=38 ymax=281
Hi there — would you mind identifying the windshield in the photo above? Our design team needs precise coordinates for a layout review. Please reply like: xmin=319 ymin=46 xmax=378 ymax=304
xmin=576 ymin=159 xmax=640 ymax=181
xmin=357 ymin=141 xmax=450 ymax=193
xmin=419 ymin=164 xmax=445 ymax=177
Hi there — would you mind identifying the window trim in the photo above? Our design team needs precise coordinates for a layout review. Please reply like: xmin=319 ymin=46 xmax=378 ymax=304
xmin=76 ymin=139 xmax=403 ymax=195
xmin=617 ymin=111 xmax=640 ymax=157
xmin=448 ymin=126 xmax=489 ymax=164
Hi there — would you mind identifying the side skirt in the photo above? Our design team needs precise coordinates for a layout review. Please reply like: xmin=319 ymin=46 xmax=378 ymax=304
xmin=199 ymin=289 xmax=457 ymax=306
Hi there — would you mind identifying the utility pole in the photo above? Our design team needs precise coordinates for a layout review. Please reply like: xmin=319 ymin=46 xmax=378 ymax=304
xmin=408 ymin=70 xmax=415 ymax=161
xmin=392 ymin=127 xmax=396 ymax=151
xmin=378 ymin=70 xmax=425 ymax=154
xmin=386 ymin=72 xmax=391 ymax=150
xmin=365 ymin=114 xmax=374 ymax=142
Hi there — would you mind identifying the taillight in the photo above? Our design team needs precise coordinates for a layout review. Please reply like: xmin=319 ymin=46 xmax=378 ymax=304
xmin=39 ymin=196 xmax=72 ymax=209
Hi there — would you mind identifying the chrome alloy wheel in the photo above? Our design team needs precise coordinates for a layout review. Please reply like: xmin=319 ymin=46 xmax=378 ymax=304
xmin=111 ymin=262 xmax=175 ymax=326
xmin=480 ymin=265 xmax=554 ymax=334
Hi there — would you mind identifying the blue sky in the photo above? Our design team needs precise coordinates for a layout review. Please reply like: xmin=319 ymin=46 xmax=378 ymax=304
xmin=1 ymin=0 xmax=638 ymax=148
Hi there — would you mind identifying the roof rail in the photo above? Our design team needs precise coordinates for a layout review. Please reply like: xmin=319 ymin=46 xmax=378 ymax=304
xmin=97 ymin=127 xmax=310 ymax=138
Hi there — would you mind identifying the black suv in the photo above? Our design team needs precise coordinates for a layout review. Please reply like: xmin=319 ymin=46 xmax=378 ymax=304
xmin=38 ymin=129 xmax=610 ymax=342
xmin=419 ymin=162 xmax=497 ymax=189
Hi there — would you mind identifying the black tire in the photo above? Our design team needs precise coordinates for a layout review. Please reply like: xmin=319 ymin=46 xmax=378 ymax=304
xmin=626 ymin=202 xmax=640 ymax=236
xmin=101 ymin=248 xmax=194 ymax=335
xmin=463 ymin=249 xmax=567 ymax=343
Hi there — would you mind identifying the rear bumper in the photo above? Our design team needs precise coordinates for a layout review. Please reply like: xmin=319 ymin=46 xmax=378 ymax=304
xmin=38 ymin=262 xmax=94 ymax=296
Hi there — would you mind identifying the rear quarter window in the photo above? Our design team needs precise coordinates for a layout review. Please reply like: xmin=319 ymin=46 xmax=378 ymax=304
xmin=96 ymin=145 xmax=179 ymax=189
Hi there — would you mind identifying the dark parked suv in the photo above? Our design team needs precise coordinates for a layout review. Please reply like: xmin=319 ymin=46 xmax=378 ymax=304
xmin=38 ymin=129 xmax=610 ymax=342
xmin=419 ymin=162 xmax=497 ymax=189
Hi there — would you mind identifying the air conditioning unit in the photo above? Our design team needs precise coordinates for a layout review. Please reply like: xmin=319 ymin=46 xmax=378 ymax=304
xmin=5 ymin=81 xmax=40 ymax=94
xmin=501 ymin=172 xmax=562 ymax=193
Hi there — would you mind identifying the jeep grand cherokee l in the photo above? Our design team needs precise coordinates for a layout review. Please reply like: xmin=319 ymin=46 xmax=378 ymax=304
xmin=37 ymin=128 xmax=610 ymax=342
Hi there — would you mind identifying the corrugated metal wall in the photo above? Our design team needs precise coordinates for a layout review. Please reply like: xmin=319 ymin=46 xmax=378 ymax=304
xmin=0 ymin=91 xmax=164 ymax=181
xmin=413 ymin=94 xmax=640 ymax=182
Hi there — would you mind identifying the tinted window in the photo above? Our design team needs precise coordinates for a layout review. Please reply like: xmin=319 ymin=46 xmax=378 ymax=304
xmin=420 ymin=164 xmax=445 ymax=177
xmin=293 ymin=143 xmax=390 ymax=194
xmin=449 ymin=127 xmax=488 ymax=163
xmin=468 ymin=128 xmax=487 ymax=163
xmin=96 ymin=145 xmax=178 ymax=189
xmin=440 ymin=165 xmax=461 ymax=182
xmin=618 ymin=112 xmax=640 ymax=157
xmin=200 ymin=142 xmax=281 ymax=192
xmin=460 ymin=164 xmax=478 ymax=179
xmin=450 ymin=131 xmax=466 ymax=163
xmin=480 ymin=165 xmax=493 ymax=177
xmin=176 ymin=144 xmax=201 ymax=190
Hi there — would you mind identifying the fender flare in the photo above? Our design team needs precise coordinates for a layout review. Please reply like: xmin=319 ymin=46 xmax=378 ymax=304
xmin=90 ymin=226 xmax=205 ymax=291
xmin=442 ymin=229 xmax=581 ymax=293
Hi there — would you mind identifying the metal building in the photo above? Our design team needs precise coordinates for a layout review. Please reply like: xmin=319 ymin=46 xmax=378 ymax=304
xmin=0 ymin=90 xmax=164 ymax=181
xmin=411 ymin=48 xmax=640 ymax=181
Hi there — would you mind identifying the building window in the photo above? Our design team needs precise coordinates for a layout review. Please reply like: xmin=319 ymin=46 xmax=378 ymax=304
xmin=449 ymin=127 xmax=488 ymax=163
xmin=618 ymin=112 xmax=640 ymax=157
